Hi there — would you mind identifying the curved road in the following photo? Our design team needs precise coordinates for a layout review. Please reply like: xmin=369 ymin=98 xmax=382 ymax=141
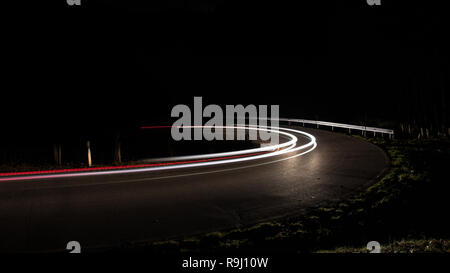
xmin=0 ymin=126 xmax=389 ymax=252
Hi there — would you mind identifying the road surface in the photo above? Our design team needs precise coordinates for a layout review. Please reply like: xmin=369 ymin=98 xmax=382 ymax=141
xmin=0 ymin=126 xmax=389 ymax=252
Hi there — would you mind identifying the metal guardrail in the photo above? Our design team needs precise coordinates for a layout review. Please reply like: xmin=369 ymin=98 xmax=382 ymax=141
xmin=248 ymin=117 xmax=395 ymax=139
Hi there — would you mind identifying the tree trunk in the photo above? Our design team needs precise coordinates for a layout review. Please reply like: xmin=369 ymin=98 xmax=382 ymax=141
xmin=114 ymin=134 xmax=122 ymax=164
xmin=54 ymin=144 xmax=62 ymax=166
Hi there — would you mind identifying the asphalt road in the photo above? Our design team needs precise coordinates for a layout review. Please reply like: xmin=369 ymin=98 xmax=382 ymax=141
xmin=0 ymin=127 xmax=389 ymax=252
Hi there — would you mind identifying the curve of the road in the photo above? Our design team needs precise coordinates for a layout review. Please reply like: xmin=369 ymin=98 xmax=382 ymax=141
xmin=0 ymin=126 xmax=389 ymax=253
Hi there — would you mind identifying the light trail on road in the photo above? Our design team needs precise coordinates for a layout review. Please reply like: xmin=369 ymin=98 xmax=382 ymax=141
xmin=0 ymin=125 xmax=316 ymax=182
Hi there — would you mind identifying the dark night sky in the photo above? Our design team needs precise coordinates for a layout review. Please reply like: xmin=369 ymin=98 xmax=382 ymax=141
xmin=2 ymin=0 xmax=449 ymax=139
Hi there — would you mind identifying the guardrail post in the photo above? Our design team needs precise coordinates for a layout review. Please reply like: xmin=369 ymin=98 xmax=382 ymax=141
xmin=348 ymin=128 xmax=351 ymax=134
xmin=87 ymin=140 xmax=92 ymax=167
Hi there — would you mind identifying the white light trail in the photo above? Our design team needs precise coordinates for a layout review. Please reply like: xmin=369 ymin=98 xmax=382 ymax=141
xmin=0 ymin=125 xmax=317 ymax=182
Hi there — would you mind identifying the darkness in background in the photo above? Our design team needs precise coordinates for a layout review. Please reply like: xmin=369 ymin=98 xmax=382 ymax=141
xmin=1 ymin=0 xmax=449 ymax=162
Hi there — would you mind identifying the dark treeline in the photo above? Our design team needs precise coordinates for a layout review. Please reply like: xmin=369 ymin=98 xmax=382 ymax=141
xmin=1 ymin=0 xmax=449 ymax=167
xmin=397 ymin=56 xmax=449 ymax=138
